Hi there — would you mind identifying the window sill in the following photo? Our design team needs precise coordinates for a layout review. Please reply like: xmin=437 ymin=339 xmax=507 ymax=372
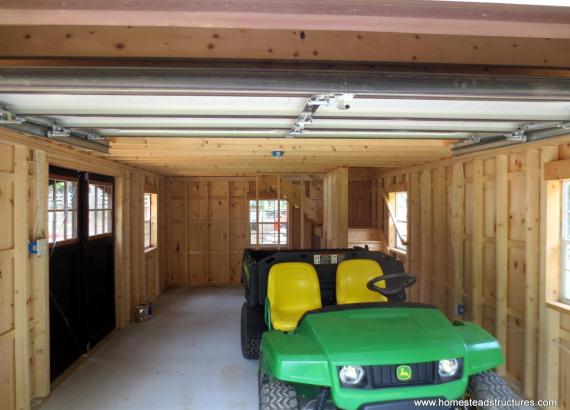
xmin=145 ymin=246 xmax=157 ymax=254
xmin=88 ymin=233 xmax=113 ymax=241
xmin=387 ymin=247 xmax=407 ymax=256
xmin=546 ymin=300 xmax=570 ymax=315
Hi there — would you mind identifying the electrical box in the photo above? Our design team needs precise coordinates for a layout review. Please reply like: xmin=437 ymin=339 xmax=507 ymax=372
xmin=28 ymin=239 xmax=48 ymax=256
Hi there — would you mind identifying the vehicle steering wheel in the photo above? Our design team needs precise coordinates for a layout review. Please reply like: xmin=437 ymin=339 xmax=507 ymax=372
xmin=367 ymin=273 xmax=417 ymax=297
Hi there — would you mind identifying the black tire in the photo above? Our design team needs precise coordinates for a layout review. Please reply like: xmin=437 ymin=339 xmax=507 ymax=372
xmin=241 ymin=302 xmax=265 ymax=359
xmin=468 ymin=371 xmax=536 ymax=409
xmin=259 ymin=379 xmax=299 ymax=410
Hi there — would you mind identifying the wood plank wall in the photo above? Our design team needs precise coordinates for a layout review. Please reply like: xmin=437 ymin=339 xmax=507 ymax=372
xmin=163 ymin=175 xmax=324 ymax=287
xmin=380 ymin=139 xmax=570 ymax=408
xmin=323 ymin=167 xmax=349 ymax=248
xmin=0 ymin=130 xmax=165 ymax=410
xmin=348 ymin=170 xmax=380 ymax=229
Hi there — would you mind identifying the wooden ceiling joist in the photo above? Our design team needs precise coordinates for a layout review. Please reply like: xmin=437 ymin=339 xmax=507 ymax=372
xmin=1 ymin=26 xmax=570 ymax=67
xmin=102 ymin=137 xmax=452 ymax=175
xmin=2 ymin=0 xmax=570 ymax=39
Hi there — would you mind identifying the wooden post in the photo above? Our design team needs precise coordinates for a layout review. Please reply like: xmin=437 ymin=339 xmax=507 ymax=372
xmin=524 ymin=149 xmax=539 ymax=399
xmin=432 ymin=167 xmax=446 ymax=310
xmin=226 ymin=181 xmax=230 ymax=282
xmin=130 ymin=174 xmax=141 ymax=310
xmin=451 ymin=164 xmax=464 ymax=320
xmin=255 ymin=174 xmax=259 ymax=249
xmin=122 ymin=173 xmax=131 ymax=322
xmin=409 ymin=172 xmax=421 ymax=302
xmin=495 ymin=154 xmax=508 ymax=376
xmin=537 ymin=146 xmax=560 ymax=407
xmin=114 ymin=175 xmax=125 ymax=326
xmin=420 ymin=170 xmax=432 ymax=303
xmin=277 ymin=176 xmax=281 ymax=250
xmin=139 ymin=176 xmax=146 ymax=301
xmin=184 ymin=180 xmax=189 ymax=287
xmin=377 ymin=178 xmax=385 ymax=234
xmin=30 ymin=149 xmax=50 ymax=398
xmin=300 ymin=180 xmax=305 ymax=249
xmin=472 ymin=159 xmax=484 ymax=325
xmin=323 ymin=167 xmax=348 ymax=248
xmin=14 ymin=145 xmax=31 ymax=410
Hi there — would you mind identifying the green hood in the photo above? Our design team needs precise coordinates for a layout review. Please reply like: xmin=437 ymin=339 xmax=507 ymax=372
xmin=299 ymin=305 xmax=466 ymax=365
xmin=261 ymin=303 xmax=503 ymax=410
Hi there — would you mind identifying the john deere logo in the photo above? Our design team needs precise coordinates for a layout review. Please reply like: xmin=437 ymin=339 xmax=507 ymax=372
xmin=396 ymin=365 xmax=412 ymax=381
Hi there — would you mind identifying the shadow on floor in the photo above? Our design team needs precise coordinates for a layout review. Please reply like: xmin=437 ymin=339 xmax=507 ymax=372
xmin=39 ymin=287 xmax=258 ymax=410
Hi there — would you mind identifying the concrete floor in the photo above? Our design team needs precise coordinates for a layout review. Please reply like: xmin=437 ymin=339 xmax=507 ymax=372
xmin=39 ymin=287 xmax=258 ymax=410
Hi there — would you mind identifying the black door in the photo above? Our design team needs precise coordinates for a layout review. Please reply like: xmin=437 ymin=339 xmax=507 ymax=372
xmin=48 ymin=167 xmax=115 ymax=381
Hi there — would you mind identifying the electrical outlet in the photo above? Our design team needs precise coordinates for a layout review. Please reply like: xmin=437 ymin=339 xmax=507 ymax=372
xmin=457 ymin=304 xmax=465 ymax=316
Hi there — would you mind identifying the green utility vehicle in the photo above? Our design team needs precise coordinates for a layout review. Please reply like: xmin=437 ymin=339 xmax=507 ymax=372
xmin=240 ymin=249 xmax=529 ymax=410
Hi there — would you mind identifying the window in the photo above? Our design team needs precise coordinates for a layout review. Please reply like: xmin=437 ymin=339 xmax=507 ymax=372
xmin=561 ymin=181 xmax=570 ymax=303
xmin=144 ymin=192 xmax=158 ymax=249
xmin=89 ymin=183 xmax=113 ymax=237
xmin=388 ymin=191 xmax=408 ymax=252
xmin=249 ymin=200 xmax=288 ymax=246
xmin=48 ymin=178 xmax=78 ymax=243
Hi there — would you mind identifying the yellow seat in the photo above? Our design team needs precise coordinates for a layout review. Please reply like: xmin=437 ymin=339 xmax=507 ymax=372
xmin=336 ymin=259 xmax=388 ymax=304
xmin=267 ymin=262 xmax=322 ymax=332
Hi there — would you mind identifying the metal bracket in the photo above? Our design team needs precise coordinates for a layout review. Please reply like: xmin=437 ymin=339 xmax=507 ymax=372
xmin=47 ymin=125 xmax=71 ymax=138
xmin=0 ymin=107 xmax=25 ymax=125
xmin=307 ymin=95 xmax=331 ymax=107
xmin=288 ymin=93 xmax=354 ymax=137
xmin=506 ymin=128 xmax=527 ymax=142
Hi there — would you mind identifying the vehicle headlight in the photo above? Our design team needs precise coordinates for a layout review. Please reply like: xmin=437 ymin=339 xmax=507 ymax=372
xmin=438 ymin=358 xmax=460 ymax=378
xmin=339 ymin=365 xmax=366 ymax=387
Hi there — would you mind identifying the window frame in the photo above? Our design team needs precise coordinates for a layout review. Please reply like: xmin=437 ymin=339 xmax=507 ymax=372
xmin=48 ymin=174 xmax=79 ymax=246
xmin=88 ymin=180 xmax=114 ymax=240
xmin=144 ymin=192 xmax=158 ymax=250
xmin=249 ymin=199 xmax=289 ymax=247
xmin=388 ymin=190 xmax=408 ymax=253
xmin=561 ymin=180 xmax=570 ymax=304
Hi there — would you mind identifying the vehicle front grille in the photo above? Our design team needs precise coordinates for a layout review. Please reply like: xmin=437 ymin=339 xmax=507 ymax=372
xmin=369 ymin=362 xmax=436 ymax=388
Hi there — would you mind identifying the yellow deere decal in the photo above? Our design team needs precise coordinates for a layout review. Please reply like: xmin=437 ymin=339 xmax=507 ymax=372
xmin=396 ymin=365 xmax=412 ymax=381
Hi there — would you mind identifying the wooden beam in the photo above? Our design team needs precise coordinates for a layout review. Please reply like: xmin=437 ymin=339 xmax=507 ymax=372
xmin=122 ymin=172 xmax=131 ymax=322
xmin=300 ymin=181 xmax=305 ymax=249
xmin=13 ymin=144 xmax=31 ymax=410
xmin=255 ymin=175 xmax=259 ymax=250
xmin=114 ymin=175 xmax=126 ymax=327
xmin=537 ymin=146 xmax=561 ymax=407
xmin=130 ymin=174 xmax=141 ymax=311
xmin=432 ymin=167 xmax=446 ymax=310
xmin=451 ymin=164 xmax=464 ymax=320
xmin=388 ymin=181 xmax=408 ymax=193
xmin=409 ymin=172 xmax=421 ymax=303
xmin=523 ymin=149 xmax=539 ymax=399
xmin=495 ymin=154 xmax=508 ymax=376
xmin=184 ymin=181 xmax=189 ymax=287
xmin=471 ymin=159 xmax=484 ymax=325
xmin=1 ymin=24 xmax=570 ymax=67
xmin=544 ymin=158 xmax=570 ymax=181
xmin=323 ymin=167 xmax=348 ymax=248
xmin=380 ymin=134 xmax=570 ymax=178
xmin=420 ymin=169 xmax=432 ymax=304
xmin=2 ymin=1 xmax=570 ymax=39
xmin=226 ymin=181 xmax=230 ymax=279
xmin=30 ymin=149 xmax=50 ymax=398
